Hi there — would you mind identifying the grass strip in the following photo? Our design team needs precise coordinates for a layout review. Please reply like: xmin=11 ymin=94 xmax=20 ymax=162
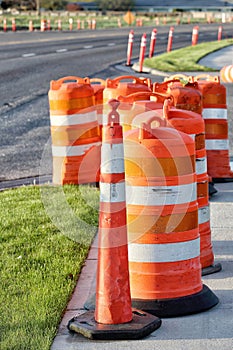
xmin=143 ymin=39 xmax=233 ymax=72
xmin=0 ymin=184 xmax=99 ymax=350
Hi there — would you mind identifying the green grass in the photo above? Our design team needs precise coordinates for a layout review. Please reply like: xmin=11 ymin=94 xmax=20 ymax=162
xmin=0 ymin=185 xmax=99 ymax=350
xmin=143 ymin=39 xmax=233 ymax=72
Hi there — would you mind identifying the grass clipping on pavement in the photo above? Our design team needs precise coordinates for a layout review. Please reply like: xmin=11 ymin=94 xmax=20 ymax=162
xmin=143 ymin=39 xmax=233 ymax=72
xmin=0 ymin=185 xmax=99 ymax=350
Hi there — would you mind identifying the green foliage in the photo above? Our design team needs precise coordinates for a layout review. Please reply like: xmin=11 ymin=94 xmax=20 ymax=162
xmin=143 ymin=39 xmax=233 ymax=72
xmin=96 ymin=0 xmax=135 ymax=11
xmin=40 ymin=0 xmax=67 ymax=10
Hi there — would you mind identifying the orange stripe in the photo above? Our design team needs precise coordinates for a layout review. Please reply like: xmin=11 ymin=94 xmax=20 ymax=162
xmin=100 ymin=173 xmax=125 ymax=183
xmin=51 ymin=126 xmax=100 ymax=146
xmin=49 ymin=96 xmax=95 ymax=112
xmin=127 ymin=201 xmax=198 ymax=216
xmin=129 ymin=257 xmax=202 ymax=299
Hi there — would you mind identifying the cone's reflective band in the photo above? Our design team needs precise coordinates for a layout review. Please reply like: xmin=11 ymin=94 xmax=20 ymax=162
xmin=193 ymin=74 xmax=233 ymax=181
xmin=90 ymin=78 xmax=106 ymax=131
xmin=220 ymin=65 xmax=233 ymax=83
xmin=117 ymin=91 xmax=168 ymax=133
xmin=153 ymin=79 xmax=203 ymax=115
xmin=48 ymin=76 xmax=101 ymax=185
xmin=95 ymin=99 xmax=132 ymax=325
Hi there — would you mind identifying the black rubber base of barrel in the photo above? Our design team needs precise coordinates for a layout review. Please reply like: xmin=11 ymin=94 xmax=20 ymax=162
xmin=131 ymin=285 xmax=219 ymax=318
xmin=202 ymin=262 xmax=222 ymax=276
xmin=84 ymin=285 xmax=218 ymax=318
xmin=209 ymin=182 xmax=218 ymax=196
xmin=67 ymin=308 xmax=162 ymax=340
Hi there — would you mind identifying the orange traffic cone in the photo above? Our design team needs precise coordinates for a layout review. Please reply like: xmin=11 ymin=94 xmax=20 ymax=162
xmin=68 ymin=100 xmax=161 ymax=340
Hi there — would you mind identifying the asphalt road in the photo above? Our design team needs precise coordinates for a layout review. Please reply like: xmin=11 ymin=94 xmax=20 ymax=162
xmin=0 ymin=23 xmax=232 ymax=182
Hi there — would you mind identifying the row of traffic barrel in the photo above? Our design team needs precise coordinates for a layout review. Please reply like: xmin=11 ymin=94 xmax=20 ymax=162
xmin=48 ymin=74 xmax=232 ymax=340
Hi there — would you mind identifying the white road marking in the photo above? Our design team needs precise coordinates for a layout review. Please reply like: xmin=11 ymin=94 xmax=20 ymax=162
xmin=22 ymin=53 xmax=35 ymax=57
xmin=108 ymin=43 xmax=116 ymax=46
xmin=83 ymin=45 xmax=93 ymax=49
xmin=56 ymin=49 xmax=67 ymax=52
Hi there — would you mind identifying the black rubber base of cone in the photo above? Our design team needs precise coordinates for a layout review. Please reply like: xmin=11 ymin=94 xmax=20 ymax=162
xmin=212 ymin=177 xmax=233 ymax=183
xmin=131 ymin=284 xmax=219 ymax=318
xmin=67 ymin=309 xmax=162 ymax=340
xmin=202 ymin=262 xmax=222 ymax=276
xmin=209 ymin=182 xmax=218 ymax=196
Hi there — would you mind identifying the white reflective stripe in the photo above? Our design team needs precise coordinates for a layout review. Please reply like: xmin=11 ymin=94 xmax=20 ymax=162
xmin=198 ymin=205 xmax=210 ymax=225
xmin=100 ymin=182 xmax=126 ymax=203
xmin=205 ymin=139 xmax=229 ymax=150
xmin=230 ymin=160 xmax=233 ymax=171
xmin=224 ymin=66 xmax=233 ymax=83
xmin=52 ymin=141 xmax=101 ymax=157
xmin=126 ymin=182 xmax=196 ymax=206
xmin=196 ymin=157 xmax=207 ymax=175
xmin=50 ymin=111 xmax=97 ymax=126
xmin=202 ymin=108 xmax=227 ymax=120
xmin=101 ymin=143 xmax=125 ymax=173
xmin=128 ymin=238 xmax=200 ymax=263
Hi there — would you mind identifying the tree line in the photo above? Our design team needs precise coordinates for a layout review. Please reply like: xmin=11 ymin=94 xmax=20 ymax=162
xmin=0 ymin=0 xmax=135 ymax=11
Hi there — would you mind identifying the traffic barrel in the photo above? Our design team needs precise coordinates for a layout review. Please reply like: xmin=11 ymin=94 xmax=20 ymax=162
xmin=117 ymin=91 xmax=168 ymax=133
xmin=159 ymin=74 xmax=218 ymax=195
xmin=124 ymin=112 xmax=219 ymax=317
xmin=167 ymin=26 xmax=174 ymax=52
xmin=162 ymin=100 xmax=222 ymax=275
xmin=92 ymin=19 xmax=96 ymax=30
xmin=126 ymin=30 xmax=134 ymax=66
xmin=139 ymin=33 xmax=147 ymax=73
xmin=149 ymin=28 xmax=157 ymax=58
xmin=193 ymin=74 xmax=233 ymax=182
xmin=192 ymin=26 xmax=199 ymax=46
xmin=220 ymin=65 xmax=233 ymax=83
xmin=48 ymin=76 xmax=101 ymax=185
xmin=68 ymin=100 xmax=162 ymax=340
xmin=153 ymin=79 xmax=203 ymax=115
xmin=103 ymin=75 xmax=151 ymax=103
xmin=129 ymin=100 xmax=220 ymax=275
xmin=77 ymin=19 xmax=81 ymax=30
xmin=103 ymin=75 xmax=151 ymax=128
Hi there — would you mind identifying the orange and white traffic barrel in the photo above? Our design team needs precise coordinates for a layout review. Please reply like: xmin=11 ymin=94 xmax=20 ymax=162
xmin=194 ymin=74 xmax=233 ymax=182
xmin=117 ymin=91 xmax=168 ymax=133
xmin=162 ymin=101 xmax=222 ymax=275
xmin=154 ymin=79 xmax=203 ymax=115
xmin=103 ymin=75 xmax=151 ymax=126
xmin=124 ymin=113 xmax=219 ymax=317
xmin=48 ymin=76 xmax=101 ymax=185
xmin=220 ymin=65 xmax=233 ymax=83
xmin=68 ymin=100 xmax=162 ymax=339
